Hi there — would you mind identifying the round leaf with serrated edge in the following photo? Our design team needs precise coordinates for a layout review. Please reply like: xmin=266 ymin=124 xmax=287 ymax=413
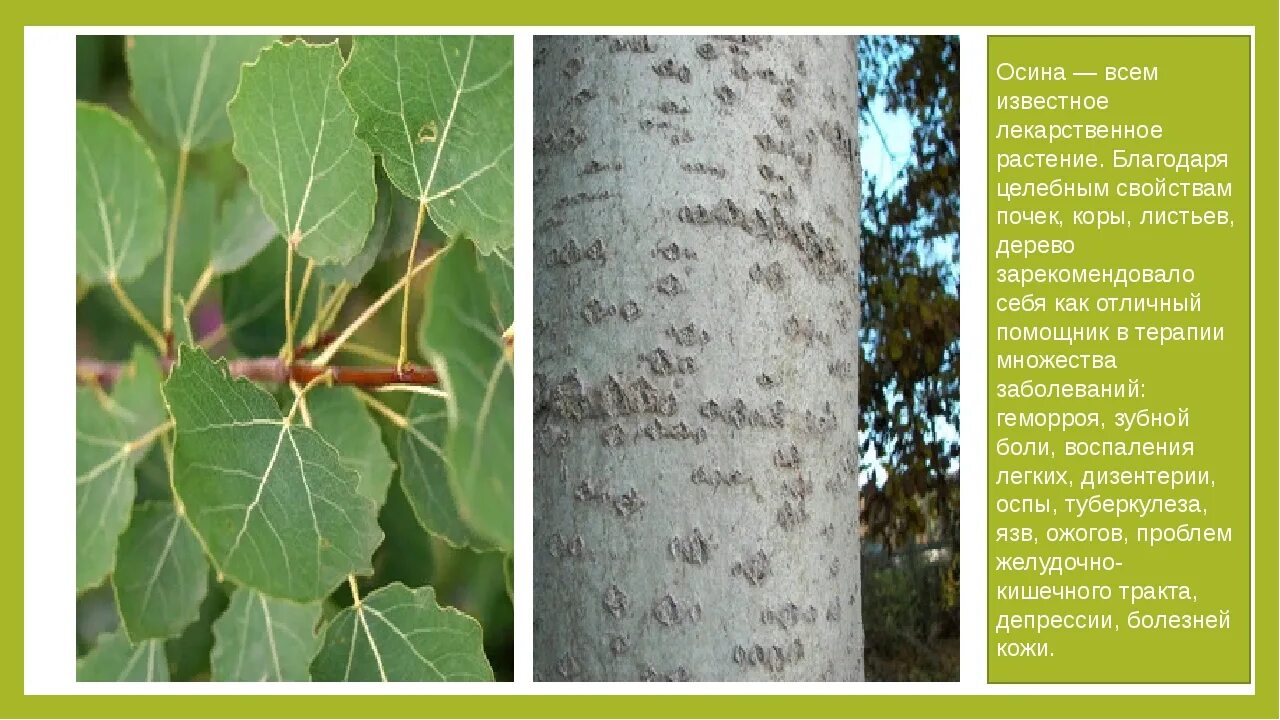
xmin=340 ymin=36 xmax=513 ymax=253
xmin=307 ymin=387 xmax=395 ymax=506
xmin=211 ymin=587 xmax=320 ymax=681
xmin=398 ymin=392 xmax=497 ymax=552
xmin=77 ymin=388 xmax=138 ymax=592
xmin=228 ymin=40 xmax=376 ymax=264
xmin=76 ymin=103 xmax=166 ymax=285
xmin=113 ymin=502 xmax=209 ymax=641
xmin=416 ymin=238 xmax=513 ymax=550
xmin=163 ymin=346 xmax=382 ymax=602
xmin=78 ymin=629 xmax=169 ymax=681
xmin=310 ymin=583 xmax=492 ymax=681
xmin=211 ymin=178 xmax=278 ymax=274
xmin=127 ymin=35 xmax=274 ymax=152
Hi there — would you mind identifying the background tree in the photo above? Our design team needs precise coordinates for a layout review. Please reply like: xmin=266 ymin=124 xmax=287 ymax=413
xmin=533 ymin=35 xmax=863 ymax=681
xmin=858 ymin=35 xmax=960 ymax=552
xmin=857 ymin=35 xmax=960 ymax=681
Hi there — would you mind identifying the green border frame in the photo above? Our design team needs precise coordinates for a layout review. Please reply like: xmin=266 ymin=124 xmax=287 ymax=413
xmin=13 ymin=1 xmax=1279 ymax=717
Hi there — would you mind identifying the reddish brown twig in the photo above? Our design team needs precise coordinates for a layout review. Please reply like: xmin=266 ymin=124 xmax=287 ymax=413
xmin=76 ymin=356 xmax=438 ymax=389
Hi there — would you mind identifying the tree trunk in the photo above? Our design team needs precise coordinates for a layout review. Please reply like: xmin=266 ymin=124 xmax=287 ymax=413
xmin=533 ymin=34 xmax=863 ymax=682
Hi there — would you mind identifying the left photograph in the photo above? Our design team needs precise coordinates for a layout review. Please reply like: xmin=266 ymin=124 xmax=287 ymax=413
xmin=74 ymin=35 xmax=514 ymax=682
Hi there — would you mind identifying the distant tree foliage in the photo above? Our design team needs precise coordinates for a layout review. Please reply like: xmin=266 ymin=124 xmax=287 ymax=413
xmin=858 ymin=36 xmax=960 ymax=552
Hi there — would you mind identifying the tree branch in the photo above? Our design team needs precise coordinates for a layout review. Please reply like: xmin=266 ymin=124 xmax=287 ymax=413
xmin=76 ymin=356 xmax=438 ymax=389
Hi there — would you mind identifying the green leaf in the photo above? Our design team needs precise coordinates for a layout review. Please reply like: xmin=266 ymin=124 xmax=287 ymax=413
xmin=113 ymin=502 xmax=209 ymax=641
xmin=341 ymin=36 xmax=514 ymax=253
xmin=163 ymin=346 xmax=382 ymax=602
xmin=228 ymin=40 xmax=376 ymax=264
xmin=211 ymin=587 xmax=320 ymax=681
xmin=127 ymin=35 xmax=275 ymax=152
xmin=211 ymin=179 xmax=278 ymax=274
xmin=78 ymin=629 xmax=169 ymax=681
xmin=316 ymin=169 xmax=395 ymax=285
xmin=77 ymin=389 xmax=138 ymax=592
xmin=415 ymin=238 xmax=513 ymax=549
xmin=310 ymin=583 xmax=492 ymax=681
xmin=220 ymin=239 xmax=316 ymax=357
xmin=398 ymin=393 xmax=497 ymax=552
xmin=76 ymin=103 xmax=167 ymax=285
xmin=307 ymin=387 xmax=395 ymax=506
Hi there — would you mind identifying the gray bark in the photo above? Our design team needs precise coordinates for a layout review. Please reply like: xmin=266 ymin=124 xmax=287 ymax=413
xmin=533 ymin=34 xmax=862 ymax=682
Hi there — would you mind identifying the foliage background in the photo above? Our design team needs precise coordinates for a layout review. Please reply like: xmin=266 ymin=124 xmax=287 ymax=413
xmin=74 ymin=35 xmax=514 ymax=681
xmin=858 ymin=35 xmax=960 ymax=682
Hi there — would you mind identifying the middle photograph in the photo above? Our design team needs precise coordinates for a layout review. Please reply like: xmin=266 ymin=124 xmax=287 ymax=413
xmin=534 ymin=34 xmax=874 ymax=682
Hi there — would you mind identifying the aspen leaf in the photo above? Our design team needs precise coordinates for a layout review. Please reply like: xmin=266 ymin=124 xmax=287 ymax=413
xmin=163 ymin=346 xmax=382 ymax=602
xmin=211 ymin=587 xmax=321 ymax=681
xmin=414 ymin=238 xmax=513 ymax=550
xmin=398 ymin=392 xmax=498 ymax=552
xmin=211 ymin=179 xmax=278 ymax=274
xmin=78 ymin=629 xmax=169 ymax=681
xmin=228 ymin=40 xmax=376 ymax=264
xmin=316 ymin=169 xmax=396 ymax=286
xmin=310 ymin=583 xmax=491 ymax=681
xmin=112 ymin=502 xmax=209 ymax=641
xmin=341 ymin=36 xmax=513 ymax=253
xmin=76 ymin=388 xmax=138 ymax=592
xmin=127 ymin=35 xmax=275 ymax=152
xmin=75 ymin=103 xmax=166 ymax=285
xmin=307 ymin=387 xmax=395 ymax=506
